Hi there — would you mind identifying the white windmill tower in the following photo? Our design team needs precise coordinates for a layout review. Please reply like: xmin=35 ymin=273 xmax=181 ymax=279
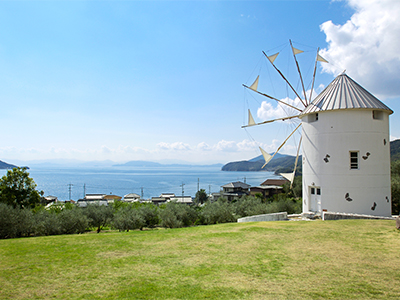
xmin=243 ymin=41 xmax=393 ymax=217
xmin=300 ymin=73 xmax=393 ymax=217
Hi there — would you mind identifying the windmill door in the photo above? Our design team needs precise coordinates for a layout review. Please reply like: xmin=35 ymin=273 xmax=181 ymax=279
xmin=309 ymin=187 xmax=321 ymax=212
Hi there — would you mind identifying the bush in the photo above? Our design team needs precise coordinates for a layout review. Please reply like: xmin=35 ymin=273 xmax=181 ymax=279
xmin=33 ymin=210 xmax=62 ymax=236
xmin=138 ymin=204 xmax=159 ymax=229
xmin=83 ymin=204 xmax=114 ymax=233
xmin=59 ymin=208 xmax=89 ymax=234
xmin=233 ymin=196 xmax=270 ymax=218
xmin=160 ymin=202 xmax=198 ymax=228
xmin=113 ymin=207 xmax=145 ymax=231
xmin=200 ymin=199 xmax=236 ymax=225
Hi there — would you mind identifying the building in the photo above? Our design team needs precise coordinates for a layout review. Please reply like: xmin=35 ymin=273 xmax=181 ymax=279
xmin=170 ymin=196 xmax=193 ymax=205
xmin=104 ymin=194 xmax=122 ymax=204
xmin=300 ymin=73 xmax=392 ymax=216
xmin=220 ymin=181 xmax=250 ymax=201
xmin=123 ymin=193 xmax=141 ymax=202
xmin=77 ymin=194 xmax=108 ymax=207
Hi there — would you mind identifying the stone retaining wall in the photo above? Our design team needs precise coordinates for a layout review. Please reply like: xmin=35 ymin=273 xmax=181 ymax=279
xmin=322 ymin=211 xmax=395 ymax=221
xmin=237 ymin=212 xmax=288 ymax=223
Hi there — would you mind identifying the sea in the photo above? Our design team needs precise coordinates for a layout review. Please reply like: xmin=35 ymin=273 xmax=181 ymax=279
xmin=0 ymin=166 xmax=280 ymax=201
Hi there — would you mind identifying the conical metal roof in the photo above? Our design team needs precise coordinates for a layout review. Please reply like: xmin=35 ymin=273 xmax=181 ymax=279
xmin=301 ymin=74 xmax=393 ymax=116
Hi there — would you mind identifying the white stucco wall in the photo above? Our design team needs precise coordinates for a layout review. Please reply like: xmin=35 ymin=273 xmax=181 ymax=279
xmin=300 ymin=109 xmax=391 ymax=217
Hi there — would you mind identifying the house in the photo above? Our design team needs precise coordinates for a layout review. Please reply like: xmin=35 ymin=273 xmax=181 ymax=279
xmin=260 ymin=179 xmax=289 ymax=186
xmin=249 ymin=178 xmax=287 ymax=198
xmin=220 ymin=181 xmax=250 ymax=201
xmin=160 ymin=193 xmax=175 ymax=201
xmin=151 ymin=197 xmax=168 ymax=206
xmin=103 ymin=194 xmax=122 ymax=204
xmin=250 ymin=185 xmax=283 ymax=198
xmin=43 ymin=195 xmax=58 ymax=205
xmin=170 ymin=196 xmax=193 ymax=205
xmin=123 ymin=193 xmax=141 ymax=202
xmin=77 ymin=194 xmax=108 ymax=207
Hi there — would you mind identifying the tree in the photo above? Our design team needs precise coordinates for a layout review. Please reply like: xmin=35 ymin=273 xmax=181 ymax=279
xmin=194 ymin=189 xmax=208 ymax=206
xmin=391 ymin=160 xmax=400 ymax=215
xmin=0 ymin=167 xmax=43 ymax=209
xmin=83 ymin=204 xmax=114 ymax=233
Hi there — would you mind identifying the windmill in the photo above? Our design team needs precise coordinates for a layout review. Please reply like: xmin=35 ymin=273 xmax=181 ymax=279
xmin=243 ymin=40 xmax=393 ymax=217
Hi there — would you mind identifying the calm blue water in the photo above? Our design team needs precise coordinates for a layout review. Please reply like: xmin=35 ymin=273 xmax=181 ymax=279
xmin=0 ymin=166 xmax=279 ymax=201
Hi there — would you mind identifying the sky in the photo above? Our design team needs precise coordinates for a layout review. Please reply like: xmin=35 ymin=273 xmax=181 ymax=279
xmin=0 ymin=0 xmax=399 ymax=164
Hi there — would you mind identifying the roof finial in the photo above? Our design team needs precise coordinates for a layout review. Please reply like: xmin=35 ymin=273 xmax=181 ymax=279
xmin=340 ymin=69 xmax=346 ymax=75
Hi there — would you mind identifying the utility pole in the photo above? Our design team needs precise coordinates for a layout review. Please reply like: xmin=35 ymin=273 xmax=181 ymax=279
xmin=180 ymin=182 xmax=185 ymax=200
xmin=83 ymin=183 xmax=86 ymax=199
xmin=68 ymin=183 xmax=73 ymax=201
xmin=197 ymin=178 xmax=199 ymax=192
xmin=141 ymin=187 xmax=144 ymax=199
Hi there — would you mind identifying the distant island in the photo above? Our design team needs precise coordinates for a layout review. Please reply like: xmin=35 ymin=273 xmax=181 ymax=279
xmin=0 ymin=160 xmax=19 ymax=170
xmin=221 ymin=153 xmax=302 ymax=174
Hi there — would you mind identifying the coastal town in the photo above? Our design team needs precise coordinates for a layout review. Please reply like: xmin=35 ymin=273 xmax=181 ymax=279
xmin=42 ymin=178 xmax=289 ymax=208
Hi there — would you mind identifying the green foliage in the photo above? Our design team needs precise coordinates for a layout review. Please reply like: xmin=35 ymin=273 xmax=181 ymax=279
xmin=200 ymin=198 xmax=236 ymax=225
xmin=282 ymin=175 xmax=302 ymax=198
xmin=0 ymin=167 xmax=43 ymax=209
xmin=0 ymin=203 xmax=32 ymax=238
xmin=160 ymin=202 xmax=198 ymax=228
xmin=138 ymin=204 xmax=159 ymax=228
xmin=83 ymin=204 xmax=114 ymax=233
xmin=233 ymin=196 xmax=270 ymax=218
xmin=58 ymin=208 xmax=89 ymax=234
xmin=194 ymin=189 xmax=208 ymax=206
xmin=33 ymin=210 xmax=62 ymax=236
xmin=391 ymin=160 xmax=400 ymax=215
xmin=113 ymin=207 xmax=145 ymax=231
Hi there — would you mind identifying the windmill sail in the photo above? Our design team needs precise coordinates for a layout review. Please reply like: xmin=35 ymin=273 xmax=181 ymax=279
xmin=281 ymin=136 xmax=302 ymax=188
xmin=249 ymin=75 xmax=260 ymax=91
xmin=280 ymin=172 xmax=294 ymax=182
xmin=267 ymin=52 xmax=279 ymax=64
xmin=262 ymin=123 xmax=302 ymax=168
xmin=310 ymin=49 xmax=329 ymax=101
xmin=247 ymin=109 xmax=256 ymax=126
xmin=290 ymin=40 xmax=308 ymax=105
xmin=259 ymin=147 xmax=273 ymax=166
xmin=317 ymin=53 xmax=328 ymax=63
xmin=291 ymin=46 xmax=304 ymax=55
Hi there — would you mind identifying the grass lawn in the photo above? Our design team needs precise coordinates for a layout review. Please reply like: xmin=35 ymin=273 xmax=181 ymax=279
xmin=1 ymin=219 xmax=400 ymax=299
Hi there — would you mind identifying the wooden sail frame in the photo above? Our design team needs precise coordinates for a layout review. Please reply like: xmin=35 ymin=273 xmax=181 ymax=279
xmin=242 ymin=41 xmax=329 ymax=189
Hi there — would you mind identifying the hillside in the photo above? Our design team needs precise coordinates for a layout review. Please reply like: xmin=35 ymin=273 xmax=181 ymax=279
xmin=391 ymin=139 xmax=400 ymax=161
xmin=0 ymin=160 xmax=18 ymax=170
xmin=222 ymin=153 xmax=302 ymax=174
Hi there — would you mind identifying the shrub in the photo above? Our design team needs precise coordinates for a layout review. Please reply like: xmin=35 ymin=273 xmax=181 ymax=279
xmin=138 ymin=204 xmax=159 ymax=229
xmin=113 ymin=207 xmax=145 ymax=231
xmin=33 ymin=210 xmax=62 ymax=236
xmin=159 ymin=202 xmax=198 ymax=228
xmin=59 ymin=208 xmax=89 ymax=234
xmin=201 ymin=199 xmax=236 ymax=225
xmin=83 ymin=204 xmax=114 ymax=233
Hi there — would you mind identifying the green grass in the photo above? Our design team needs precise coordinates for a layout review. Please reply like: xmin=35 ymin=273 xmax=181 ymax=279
xmin=1 ymin=220 xmax=400 ymax=299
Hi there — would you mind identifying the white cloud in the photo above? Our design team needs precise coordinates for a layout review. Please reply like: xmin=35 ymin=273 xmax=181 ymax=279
xmin=320 ymin=0 xmax=400 ymax=99
xmin=156 ymin=142 xmax=192 ymax=151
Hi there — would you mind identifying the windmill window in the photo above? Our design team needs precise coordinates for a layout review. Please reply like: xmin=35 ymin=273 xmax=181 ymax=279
xmin=317 ymin=188 xmax=321 ymax=195
xmin=311 ymin=188 xmax=315 ymax=195
xmin=350 ymin=151 xmax=359 ymax=169
xmin=308 ymin=113 xmax=319 ymax=123
xmin=372 ymin=110 xmax=383 ymax=120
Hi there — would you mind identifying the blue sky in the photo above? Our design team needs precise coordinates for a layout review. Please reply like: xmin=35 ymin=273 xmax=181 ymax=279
xmin=0 ymin=0 xmax=399 ymax=164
